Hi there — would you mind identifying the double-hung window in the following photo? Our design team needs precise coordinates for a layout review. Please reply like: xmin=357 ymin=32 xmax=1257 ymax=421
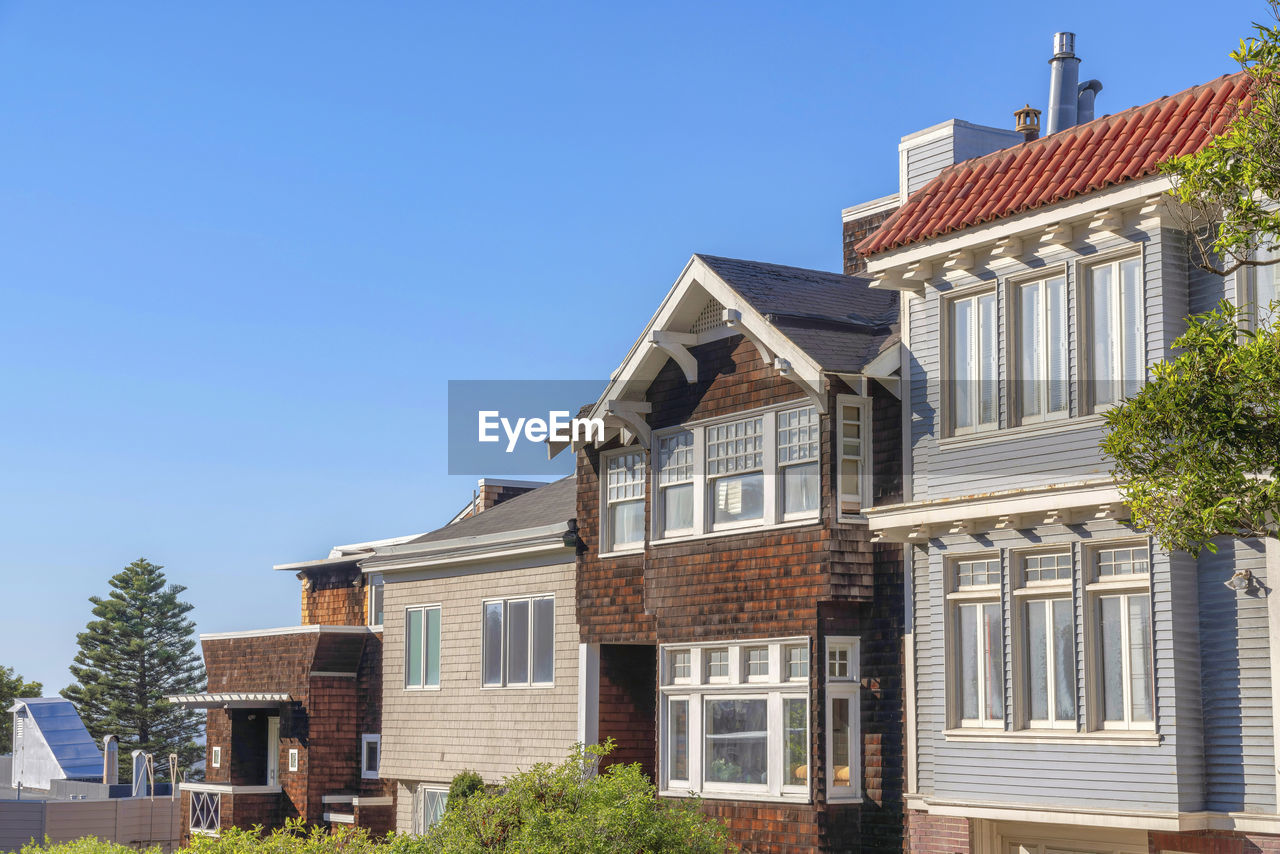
xmin=836 ymin=396 xmax=871 ymax=519
xmin=1249 ymin=245 xmax=1280 ymax=330
xmin=604 ymin=451 xmax=646 ymax=551
xmin=659 ymin=637 xmax=823 ymax=802
xmin=777 ymin=406 xmax=819 ymax=517
xmin=1088 ymin=544 xmax=1154 ymax=730
xmin=707 ymin=416 xmax=765 ymax=527
xmin=1017 ymin=275 xmax=1069 ymax=422
xmin=825 ymin=637 xmax=860 ymax=802
xmin=657 ymin=431 xmax=695 ymax=535
xmin=1015 ymin=552 xmax=1076 ymax=729
xmin=949 ymin=290 xmax=998 ymax=434
xmin=404 ymin=605 xmax=441 ymax=689
xmin=948 ymin=557 xmax=1004 ymax=727
xmin=1087 ymin=256 xmax=1144 ymax=409
xmin=482 ymin=595 xmax=555 ymax=687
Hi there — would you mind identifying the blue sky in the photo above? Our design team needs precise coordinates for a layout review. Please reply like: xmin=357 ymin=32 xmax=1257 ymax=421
xmin=0 ymin=0 xmax=1262 ymax=692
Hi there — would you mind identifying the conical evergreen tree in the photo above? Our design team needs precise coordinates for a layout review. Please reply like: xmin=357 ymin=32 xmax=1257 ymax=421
xmin=62 ymin=558 xmax=205 ymax=781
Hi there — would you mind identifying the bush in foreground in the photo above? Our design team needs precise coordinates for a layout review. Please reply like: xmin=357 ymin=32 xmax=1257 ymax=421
xmin=389 ymin=742 xmax=737 ymax=854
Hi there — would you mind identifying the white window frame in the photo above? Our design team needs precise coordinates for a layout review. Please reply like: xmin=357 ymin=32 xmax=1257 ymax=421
xmin=946 ymin=556 xmax=1005 ymax=729
xmin=775 ymin=405 xmax=821 ymax=522
xmin=412 ymin=785 xmax=449 ymax=834
xmin=210 ymin=745 xmax=221 ymax=768
xmin=784 ymin=642 xmax=809 ymax=682
xmin=367 ymin=575 xmax=385 ymax=628
xmin=825 ymin=636 xmax=861 ymax=803
xmin=656 ymin=430 xmax=697 ymax=538
xmin=1246 ymin=244 xmax=1280 ymax=330
xmin=835 ymin=395 xmax=873 ymax=520
xmin=946 ymin=288 xmax=999 ymax=436
xmin=287 ymin=748 xmax=299 ymax=773
xmin=1012 ymin=550 xmax=1076 ymax=731
xmin=1013 ymin=273 xmax=1070 ymax=425
xmin=1084 ymin=253 xmax=1145 ymax=412
xmin=602 ymin=449 xmax=646 ymax=554
xmin=658 ymin=636 xmax=813 ymax=803
xmin=361 ymin=734 xmax=380 ymax=780
xmin=1085 ymin=542 xmax=1154 ymax=733
xmin=404 ymin=604 xmax=442 ymax=690
xmin=481 ymin=594 xmax=556 ymax=688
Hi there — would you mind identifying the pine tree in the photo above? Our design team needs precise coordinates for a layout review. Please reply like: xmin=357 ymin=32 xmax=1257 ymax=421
xmin=62 ymin=558 xmax=205 ymax=781
xmin=0 ymin=666 xmax=43 ymax=753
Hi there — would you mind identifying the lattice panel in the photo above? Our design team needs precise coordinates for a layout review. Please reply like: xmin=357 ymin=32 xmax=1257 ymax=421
xmin=689 ymin=297 xmax=727 ymax=335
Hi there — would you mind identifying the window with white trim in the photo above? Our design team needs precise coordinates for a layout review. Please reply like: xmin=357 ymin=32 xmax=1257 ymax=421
xmin=825 ymin=637 xmax=860 ymax=802
xmin=657 ymin=431 xmax=695 ymax=536
xmin=367 ymin=575 xmax=385 ymax=627
xmin=404 ymin=605 xmax=441 ymax=689
xmin=1087 ymin=256 xmax=1144 ymax=410
xmin=949 ymin=290 xmax=998 ymax=434
xmin=948 ymin=557 xmax=1004 ymax=728
xmin=361 ymin=734 xmax=380 ymax=779
xmin=776 ymin=406 xmax=819 ymax=518
xmin=1248 ymin=245 xmax=1279 ymax=330
xmin=1016 ymin=275 xmax=1069 ymax=422
xmin=785 ymin=643 xmax=808 ymax=681
xmin=412 ymin=785 xmax=449 ymax=834
xmin=210 ymin=746 xmax=221 ymax=768
xmin=604 ymin=451 xmax=646 ymax=551
xmin=707 ymin=415 xmax=765 ymax=527
xmin=1014 ymin=551 xmax=1076 ymax=729
xmin=1088 ymin=544 xmax=1153 ymax=730
xmin=483 ymin=595 xmax=555 ymax=687
xmin=836 ymin=396 xmax=872 ymax=518
xmin=659 ymin=637 xmax=815 ymax=801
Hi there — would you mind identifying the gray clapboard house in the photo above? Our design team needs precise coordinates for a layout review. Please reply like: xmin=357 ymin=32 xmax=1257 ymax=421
xmin=858 ymin=33 xmax=1279 ymax=854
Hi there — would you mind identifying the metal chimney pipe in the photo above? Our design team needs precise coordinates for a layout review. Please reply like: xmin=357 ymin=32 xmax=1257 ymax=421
xmin=103 ymin=735 xmax=118 ymax=785
xmin=1046 ymin=32 xmax=1080 ymax=135
xmin=1077 ymin=79 xmax=1103 ymax=124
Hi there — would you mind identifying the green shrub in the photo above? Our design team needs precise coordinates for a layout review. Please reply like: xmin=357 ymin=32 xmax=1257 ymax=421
xmin=186 ymin=819 xmax=384 ymax=854
xmin=387 ymin=741 xmax=737 ymax=854
xmin=447 ymin=769 xmax=485 ymax=810
xmin=21 ymin=837 xmax=163 ymax=854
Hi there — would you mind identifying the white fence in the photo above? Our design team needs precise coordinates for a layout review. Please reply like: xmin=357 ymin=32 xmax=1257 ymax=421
xmin=0 ymin=797 xmax=180 ymax=853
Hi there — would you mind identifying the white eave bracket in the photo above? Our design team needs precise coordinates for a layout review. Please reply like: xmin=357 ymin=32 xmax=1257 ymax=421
xmin=649 ymin=330 xmax=699 ymax=384
xmin=603 ymin=399 xmax=653 ymax=448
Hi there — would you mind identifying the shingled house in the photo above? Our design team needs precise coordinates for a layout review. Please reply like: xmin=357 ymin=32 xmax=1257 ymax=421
xmin=571 ymin=253 xmax=904 ymax=853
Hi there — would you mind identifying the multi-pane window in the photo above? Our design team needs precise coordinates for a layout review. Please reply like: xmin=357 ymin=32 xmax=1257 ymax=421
xmin=1016 ymin=551 xmax=1076 ymax=729
xmin=949 ymin=557 xmax=1003 ymax=727
xmin=412 ymin=785 xmax=449 ymax=834
xmin=367 ymin=576 xmax=385 ymax=627
xmin=404 ymin=605 xmax=441 ymax=689
xmin=825 ymin=636 xmax=860 ymax=802
xmin=660 ymin=637 xmax=827 ymax=802
xmin=837 ymin=397 xmax=870 ymax=517
xmin=483 ymin=595 xmax=555 ymax=687
xmin=950 ymin=290 xmax=998 ymax=433
xmin=1088 ymin=256 xmax=1144 ymax=409
xmin=1089 ymin=545 xmax=1153 ymax=729
xmin=707 ymin=416 xmax=765 ymax=526
xmin=956 ymin=558 xmax=1001 ymax=587
xmin=605 ymin=451 xmax=646 ymax=551
xmin=1017 ymin=276 xmax=1069 ymax=421
xmin=776 ymin=406 xmax=819 ymax=517
xmin=657 ymin=431 xmax=695 ymax=535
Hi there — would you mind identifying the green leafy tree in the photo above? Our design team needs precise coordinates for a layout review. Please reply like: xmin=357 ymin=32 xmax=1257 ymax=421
xmin=387 ymin=742 xmax=738 ymax=854
xmin=1163 ymin=2 xmax=1280 ymax=274
xmin=1102 ymin=302 xmax=1280 ymax=555
xmin=0 ymin=666 xmax=43 ymax=753
xmin=61 ymin=558 xmax=205 ymax=780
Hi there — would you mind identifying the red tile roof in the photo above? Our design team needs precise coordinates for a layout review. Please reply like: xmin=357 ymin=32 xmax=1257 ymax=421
xmin=857 ymin=72 xmax=1253 ymax=257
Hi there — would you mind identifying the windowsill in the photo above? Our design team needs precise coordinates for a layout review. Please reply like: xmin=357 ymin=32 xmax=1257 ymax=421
xmin=938 ymin=414 xmax=1105 ymax=450
xmin=361 ymin=772 xmax=380 ymax=780
xmin=660 ymin=788 xmax=812 ymax=805
xmin=942 ymin=728 xmax=1161 ymax=746
xmin=404 ymin=685 xmax=442 ymax=692
xmin=599 ymin=546 xmax=644 ymax=559
xmin=650 ymin=517 xmax=822 ymax=548
xmin=480 ymin=682 xmax=555 ymax=690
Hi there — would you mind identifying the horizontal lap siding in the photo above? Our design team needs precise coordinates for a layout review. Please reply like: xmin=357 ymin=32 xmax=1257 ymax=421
xmin=1199 ymin=538 xmax=1275 ymax=813
xmin=0 ymin=802 xmax=44 ymax=853
xmin=913 ymin=545 xmax=940 ymax=795
xmin=380 ymin=559 xmax=578 ymax=821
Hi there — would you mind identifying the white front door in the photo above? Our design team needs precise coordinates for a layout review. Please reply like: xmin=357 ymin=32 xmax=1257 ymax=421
xmin=266 ymin=717 xmax=280 ymax=785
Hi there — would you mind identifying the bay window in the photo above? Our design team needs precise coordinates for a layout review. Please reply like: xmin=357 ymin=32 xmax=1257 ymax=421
xmin=1017 ymin=275 xmax=1069 ymax=422
xmin=1015 ymin=552 xmax=1076 ymax=729
xmin=482 ymin=595 xmax=555 ymax=687
xmin=659 ymin=637 xmax=827 ymax=802
xmin=949 ymin=290 xmax=998 ymax=434
xmin=404 ymin=605 xmax=441 ymax=689
xmin=604 ymin=451 xmax=646 ymax=552
xmin=948 ymin=558 xmax=1003 ymax=728
xmin=1088 ymin=256 xmax=1144 ymax=409
xmin=1088 ymin=545 xmax=1153 ymax=730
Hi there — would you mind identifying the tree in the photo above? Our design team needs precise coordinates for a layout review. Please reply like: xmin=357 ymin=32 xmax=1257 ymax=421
xmin=388 ymin=742 xmax=738 ymax=854
xmin=0 ymin=666 xmax=43 ymax=753
xmin=1162 ymin=2 xmax=1280 ymax=276
xmin=1102 ymin=303 xmax=1280 ymax=555
xmin=61 ymin=558 xmax=205 ymax=780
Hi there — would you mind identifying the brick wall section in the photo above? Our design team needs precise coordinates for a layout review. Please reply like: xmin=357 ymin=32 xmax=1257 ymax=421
xmin=301 ymin=565 xmax=366 ymax=626
xmin=906 ymin=811 xmax=969 ymax=854
xmin=598 ymin=644 xmax=656 ymax=778
xmin=843 ymin=207 xmax=898 ymax=275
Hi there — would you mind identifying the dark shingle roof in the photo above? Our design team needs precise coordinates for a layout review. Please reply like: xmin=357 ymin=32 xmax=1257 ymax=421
xmin=407 ymin=476 xmax=575 ymax=545
xmin=696 ymin=254 xmax=898 ymax=373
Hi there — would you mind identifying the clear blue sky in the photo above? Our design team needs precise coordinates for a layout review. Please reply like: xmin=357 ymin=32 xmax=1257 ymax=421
xmin=0 ymin=1 xmax=1261 ymax=693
